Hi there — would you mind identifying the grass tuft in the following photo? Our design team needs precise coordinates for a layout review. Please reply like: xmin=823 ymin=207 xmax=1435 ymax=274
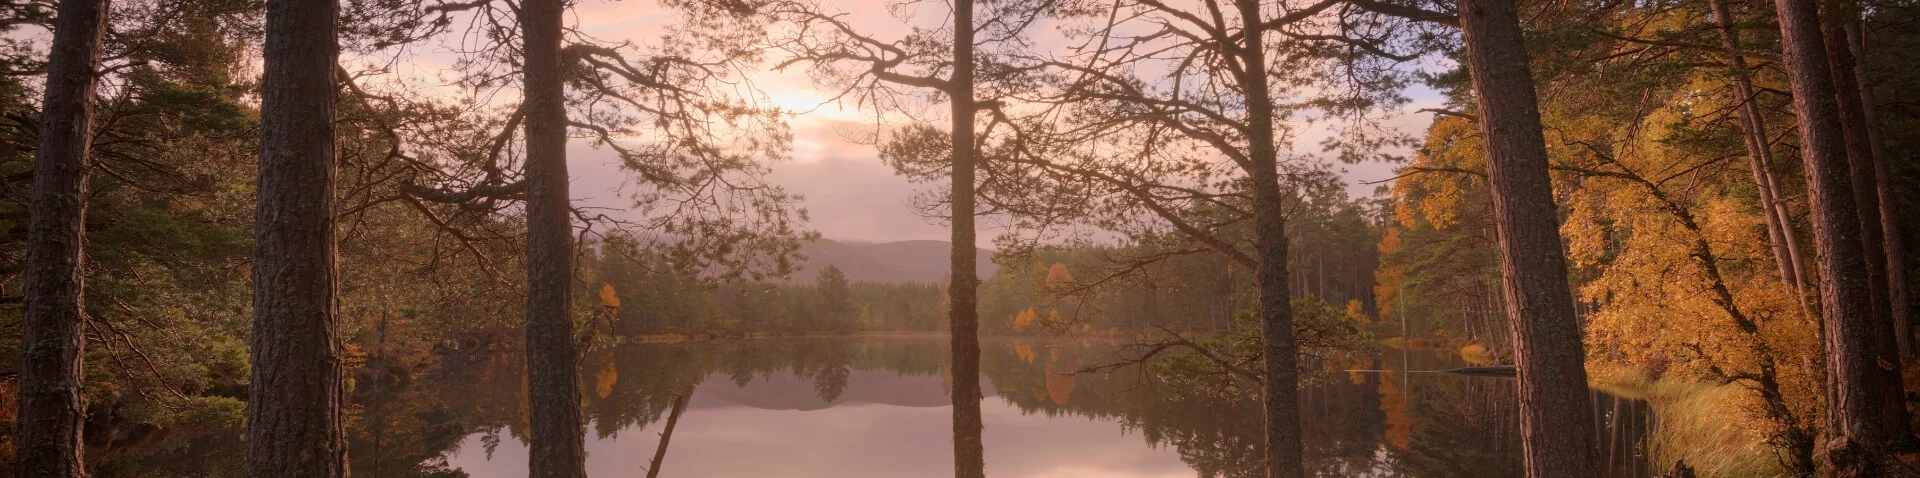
xmin=1589 ymin=365 xmax=1790 ymax=478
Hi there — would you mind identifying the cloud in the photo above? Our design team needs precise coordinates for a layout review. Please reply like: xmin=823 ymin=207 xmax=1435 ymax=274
xmin=769 ymin=153 xmax=951 ymax=242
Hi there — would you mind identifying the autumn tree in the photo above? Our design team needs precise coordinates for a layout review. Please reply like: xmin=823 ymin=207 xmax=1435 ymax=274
xmin=1392 ymin=35 xmax=1827 ymax=467
xmin=16 ymin=0 xmax=108 ymax=474
xmin=1374 ymin=0 xmax=1920 ymax=471
xmin=1043 ymin=263 xmax=1072 ymax=291
xmin=1316 ymin=0 xmax=1609 ymax=472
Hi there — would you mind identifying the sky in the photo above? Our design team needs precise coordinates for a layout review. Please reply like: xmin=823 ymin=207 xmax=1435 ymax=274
xmin=410 ymin=0 xmax=1446 ymax=244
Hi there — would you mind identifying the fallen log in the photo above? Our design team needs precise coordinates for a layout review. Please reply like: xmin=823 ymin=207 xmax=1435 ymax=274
xmin=1441 ymin=365 xmax=1517 ymax=377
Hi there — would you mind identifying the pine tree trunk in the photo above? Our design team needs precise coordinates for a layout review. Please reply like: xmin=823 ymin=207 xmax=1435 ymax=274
xmin=521 ymin=0 xmax=586 ymax=474
xmin=1234 ymin=2 xmax=1303 ymax=477
xmin=1770 ymin=0 xmax=1900 ymax=472
xmin=16 ymin=0 xmax=108 ymax=475
xmin=1456 ymin=0 xmax=1602 ymax=475
xmin=1847 ymin=18 xmax=1913 ymax=358
xmin=948 ymin=2 xmax=985 ymax=477
xmin=1822 ymin=3 xmax=1911 ymax=443
xmin=1709 ymin=0 xmax=1807 ymax=295
xmin=247 ymin=0 xmax=347 ymax=473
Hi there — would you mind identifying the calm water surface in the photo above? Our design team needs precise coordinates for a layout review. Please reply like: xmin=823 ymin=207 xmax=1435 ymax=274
xmin=96 ymin=336 xmax=1654 ymax=477
xmin=437 ymin=337 xmax=1650 ymax=477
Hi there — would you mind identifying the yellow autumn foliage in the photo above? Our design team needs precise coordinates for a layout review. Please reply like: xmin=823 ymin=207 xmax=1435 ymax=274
xmin=1344 ymin=299 xmax=1371 ymax=326
xmin=1388 ymin=55 xmax=1830 ymax=472
xmin=1045 ymin=363 xmax=1075 ymax=405
xmin=1377 ymin=362 xmax=1411 ymax=450
xmin=593 ymin=357 xmax=618 ymax=399
xmin=1458 ymin=343 xmax=1492 ymax=365
xmin=1010 ymin=308 xmax=1038 ymax=332
xmin=599 ymin=283 xmax=620 ymax=308
xmin=1044 ymin=263 xmax=1073 ymax=289
xmin=1011 ymin=341 xmax=1038 ymax=364
xmin=1541 ymin=72 xmax=1822 ymax=472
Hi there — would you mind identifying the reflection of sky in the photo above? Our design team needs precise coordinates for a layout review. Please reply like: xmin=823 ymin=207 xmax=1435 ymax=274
xmin=420 ymin=341 xmax=1663 ymax=478
xmin=443 ymin=393 xmax=1195 ymax=477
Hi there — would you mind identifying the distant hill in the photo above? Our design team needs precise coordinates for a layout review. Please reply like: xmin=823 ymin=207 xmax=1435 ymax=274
xmin=785 ymin=239 xmax=997 ymax=284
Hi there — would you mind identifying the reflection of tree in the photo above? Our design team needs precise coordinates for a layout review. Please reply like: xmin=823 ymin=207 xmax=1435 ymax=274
xmin=1044 ymin=362 xmax=1076 ymax=406
xmin=1394 ymin=376 xmax=1521 ymax=477
xmin=1012 ymin=341 xmax=1038 ymax=363
xmin=593 ymin=357 xmax=619 ymax=399
xmin=644 ymin=393 xmax=691 ymax=478
xmin=88 ymin=428 xmax=245 ymax=477
xmin=790 ymin=340 xmax=858 ymax=402
xmin=349 ymin=358 xmax=474 ymax=478
xmin=88 ymin=337 xmax=1648 ymax=476
xmin=953 ymin=337 xmax=987 ymax=478
xmin=981 ymin=339 xmax=1266 ymax=477
xmin=1379 ymin=361 xmax=1412 ymax=450
xmin=723 ymin=342 xmax=785 ymax=387
xmin=983 ymin=341 xmax=1647 ymax=478
xmin=1301 ymin=358 xmax=1390 ymax=476
xmin=584 ymin=344 xmax=714 ymax=439
xmin=809 ymin=365 xmax=852 ymax=403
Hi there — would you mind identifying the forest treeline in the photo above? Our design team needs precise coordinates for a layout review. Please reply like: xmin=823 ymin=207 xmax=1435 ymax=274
xmin=584 ymin=177 xmax=1380 ymax=336
xmin=1 ymin=0 xmax=1918 ymax=475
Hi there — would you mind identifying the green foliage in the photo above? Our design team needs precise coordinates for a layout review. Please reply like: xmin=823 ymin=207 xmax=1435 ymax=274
xmin=816 ymin=265 xmax=853 ymax=331
xmin=580 ymin=235 xmax=941 ymax=333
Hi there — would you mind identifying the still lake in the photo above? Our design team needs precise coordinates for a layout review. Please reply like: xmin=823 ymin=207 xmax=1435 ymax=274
xmin=438 ymin=337 xmax=1650 ymax=477
xmin=97 ymin=336 xmax=1654 ymax=477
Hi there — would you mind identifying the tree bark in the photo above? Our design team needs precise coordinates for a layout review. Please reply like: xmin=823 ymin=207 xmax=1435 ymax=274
xmin=247 ymin=0 xmax=348 ymax=473
xmin=949 ymin=2 xmax=985 ymax=477
xmin=521 ymin=0 xmax=586 ymax=475
xmin=1847 ymin=18 xmax=1913 ymax=359
xmin=1822 ymin=3 xmax=1910 ymax=443
xmin=1456 ymin=0 xmax=1602 ymax=475
xmin=1770 ymin=0 xmax=1900 ymax=472
xmin=1708 ymin=0 xmax=1807 ymax=295
xmin=16 ymin=0 xmax=108 ymax=475
xmin=1234 ymin=1 xmax=1303 ymax=477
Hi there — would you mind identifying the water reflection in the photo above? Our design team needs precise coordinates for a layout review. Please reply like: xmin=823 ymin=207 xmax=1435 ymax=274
xmin=96 ymin=337 xmax=1653 ymax=477
xmin=953 ymin=332 xmax=986 ymax=478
